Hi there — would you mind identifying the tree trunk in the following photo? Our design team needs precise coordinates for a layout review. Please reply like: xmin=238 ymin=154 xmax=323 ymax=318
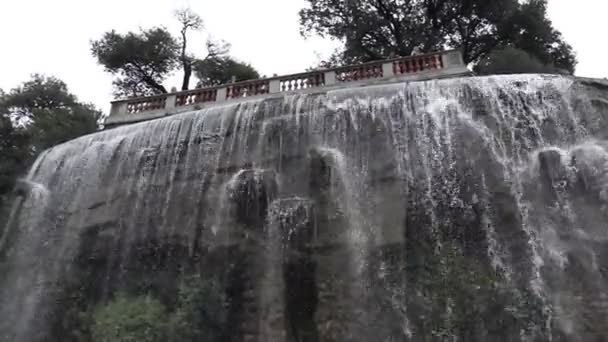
xmin=181 ymin=62 xmax=192 ymax=91
xmin=180 ymin=28 xmax=190 ymax=91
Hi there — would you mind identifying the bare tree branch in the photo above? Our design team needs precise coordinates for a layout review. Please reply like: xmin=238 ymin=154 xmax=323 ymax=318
xmin=174 ymin=8 xmax=204 ymax=91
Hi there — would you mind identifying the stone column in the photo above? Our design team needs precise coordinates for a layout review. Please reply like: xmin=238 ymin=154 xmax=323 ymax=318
xmin=441 ymin=50 xmax=465 ymax=69
xmin=324 ymin=71 xmax=336 ymax=86
xmin=269 ymin=79 xmax=281 ymax=94
xmin=382 ymin=62 xmax=395 ymax=78
xmin=217 ymin=87 xmax=227 ymax=102
xmin=109 ymin=101 xmax=128 ymax=117
xmin=165 ymin=94 xmax=176 ymax=110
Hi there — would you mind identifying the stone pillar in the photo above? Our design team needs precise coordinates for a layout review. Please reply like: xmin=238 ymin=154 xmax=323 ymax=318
xmin=324 ymin=71 xmax=336 ymax=86
xmin=269 ymin=79 xmax=281 ymax=94
xmin=165 ymin=94 xmax=176 ymax=110
xmin=216 ymin=87 xmax=227 ymax=102
xmin=382 ymin=62 xmax=395 ymax=78
xmin=109 ymin=101 xmax=128 ymax=117
xmin=441 ymin=50 xmax=465 ymax=69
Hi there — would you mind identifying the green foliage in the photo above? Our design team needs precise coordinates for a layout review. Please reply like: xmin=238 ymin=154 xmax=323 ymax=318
xmin=299 ymin=0 xmax=576 ymax=73
xmin=86 ymin=276 xmax=226 ymax=342
xmin=91 ymin=295 xmax=169 ymax=342
xmin=509 ymin=0 xmax=577 ymax=74
xmin=195 ymin=56 xmax=260 ymax=87
xmin=476 ymin=47 xmax=564 ymax=75
xmin=0 ymin=74 xmax=100 ymax=223
xmin=1 ymin=74 xmax=101 ymax=154
xmin=92 ymin=9 xmax=261 ymax=97
xmin=91 ymin=28 xmax=180 ymax=97
xmin=167 ymin=276 xmax=227 ymax=342
xmin=27 ymin=102 xmax=100 ymax=152
xmin=405 ymin=241 xmax=542 ymax=340
xmin=0 ymin=116 xmax=30 ymax=201
xmin=1 ymin=75 xmax=76 ymax=118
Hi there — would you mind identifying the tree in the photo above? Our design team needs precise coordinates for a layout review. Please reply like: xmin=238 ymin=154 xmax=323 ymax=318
xmin=93 ymin=8 xmax=261 ymax=97
xmin=91 ymin=28 xmax=180 ymax=97
xmin=194 ymin=56 xmax=260 ymax=87
xmin=174 ymin=7 xmax=261 ymax=89
xmin=299 ymin=0 xmax=576 ymax=73
xmin=475 ymin=47 xmax=563 ymax=75
xmin=27 ymin=102 xmax=100 ymax=153
xmin=1 ymin=74 xmax=101 ymax=153
xmin=507 ymin=0 xmax=577 ymax=74
xmin=2 ymin=74 xmax=77 ymax=122
xmin=0 ymin=115 xmax=30 ymax=209
xmin=300 ymin=0 xmax=430 ymax=64
xmin=0 ymin=75 xmax=100 ymax=226
xmin=440 ymin=0 xmax=520 ymax=64
xmin=175 ymin=8 xmax=204 ymax=91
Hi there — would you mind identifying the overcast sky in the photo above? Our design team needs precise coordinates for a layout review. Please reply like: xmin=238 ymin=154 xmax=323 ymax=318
xmin=0 ymin=0 xmax=606 ymax=113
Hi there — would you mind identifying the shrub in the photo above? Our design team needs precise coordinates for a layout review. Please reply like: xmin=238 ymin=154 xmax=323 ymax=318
xmin=91 ymin=294 xmax=168 ymax=342
xmin=167 ymin=275 xmax=227 ymax=342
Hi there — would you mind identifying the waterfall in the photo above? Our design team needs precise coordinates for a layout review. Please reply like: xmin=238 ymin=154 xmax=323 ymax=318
xmin=2 ymin=74 xmax=608 ymax=342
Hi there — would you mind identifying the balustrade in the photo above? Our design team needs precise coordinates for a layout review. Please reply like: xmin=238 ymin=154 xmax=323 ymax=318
xmin=335 ymin=63 xmax=384 ymax=83
xmin=176 ymin=88 xmax=217 ymax=107
xmin=280 ymin=73 xmax=325 ymax=91
xmin=108 ymin=49 xmax=467 ymax=123
xmin=126 ymin=96 xmax=166 ymax=114
xmin=393 ymin=53 xmax=443 ymax=75
xmin=226 ymin=80 xmax=270 ymax=99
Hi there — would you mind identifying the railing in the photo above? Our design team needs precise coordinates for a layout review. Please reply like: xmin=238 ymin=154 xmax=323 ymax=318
xmin=394 ymin=53 xmax=443 ymax=75
xmin=227 ymin=79 xmax=270 ymax=99
xmin=335 ymin=62 xmax=384 ymax=82
xmin=176 ymin=88 xmax=217 ymax=106
xmin=108 ymin=49 xmax=467 ymax=121
xmin=125 ymin=96 xmax=166 ymax=114
xmin=279 ymin=72 xmax=325 ymax=91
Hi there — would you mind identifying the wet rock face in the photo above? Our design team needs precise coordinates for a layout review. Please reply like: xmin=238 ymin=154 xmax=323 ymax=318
xmin=538 ymin=150 xmax=566 ymax=202
xmin=3 ymin=75 xmax=608 ymax=342
xmin=269 ymin=198 xmax=319 ymax=342
xmin=228 ymin=169 xmax=278 ymax=229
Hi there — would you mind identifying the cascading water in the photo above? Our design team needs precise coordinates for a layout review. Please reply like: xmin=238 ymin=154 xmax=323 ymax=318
xmin=1 ymin=74 xmax=608 ymax=342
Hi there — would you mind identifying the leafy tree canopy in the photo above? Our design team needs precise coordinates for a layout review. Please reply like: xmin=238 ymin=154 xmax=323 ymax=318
xmin=507 ymin=0 xmax=576 ymax=73
xmin=92 ymin=8 xmax=261 ymax=98
xmin=0 ymin=75 xmax=101 ymax=209
xmin=0 ymin=115 xmax=30 ymax=206
xmin=195 ymin=56 xmax=260 ymax=87
xmin=2 ymin=74 xmax=77 ymax=119
xmin=1 ymin=74 xmax=101 ymax=153
xmin=91 ymin=27 xmax=180 ymax=97
xmin=299 ymin=0 xmax=576 ymax=73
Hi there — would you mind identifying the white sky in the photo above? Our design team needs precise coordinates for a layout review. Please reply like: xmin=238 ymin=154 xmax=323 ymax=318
xmin=0 ymin=0 xmax=606 ymax=113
